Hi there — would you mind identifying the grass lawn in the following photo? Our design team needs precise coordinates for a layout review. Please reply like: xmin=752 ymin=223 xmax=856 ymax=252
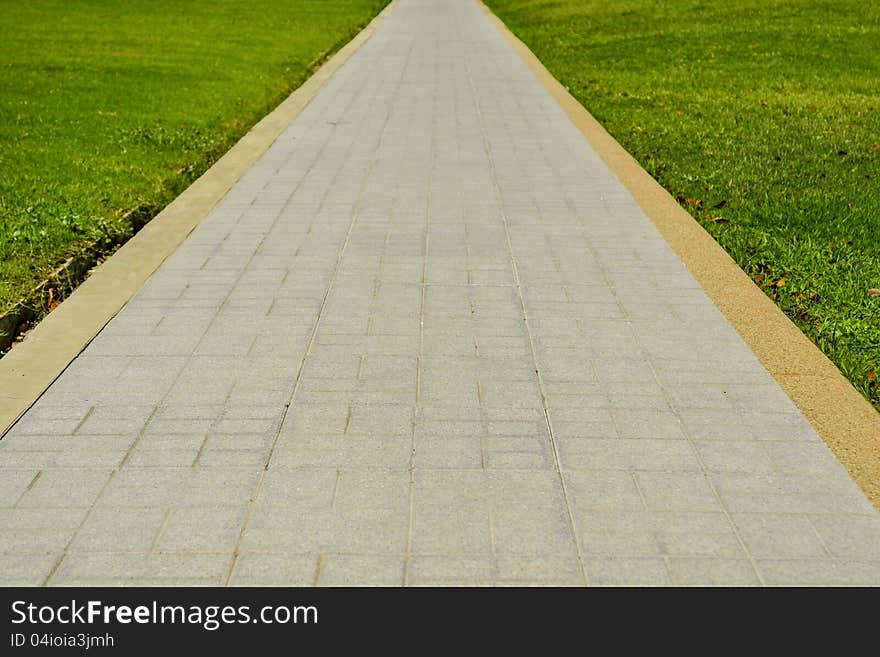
xmin=485 ymin=0 xmax=880 ymax=411
xmin=0 ymin=0 xmax=387 ymax=315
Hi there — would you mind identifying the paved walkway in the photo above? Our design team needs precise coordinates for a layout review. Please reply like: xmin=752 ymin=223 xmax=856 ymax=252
xmin=3 ymin=0 xmax=880 ymax=586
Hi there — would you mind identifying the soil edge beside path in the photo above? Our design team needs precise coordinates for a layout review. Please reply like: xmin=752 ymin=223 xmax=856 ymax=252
xmin=478 ymin=0 xmax=880 ymax=508
xmin=0 ymin=2 xmax=396 ymax=440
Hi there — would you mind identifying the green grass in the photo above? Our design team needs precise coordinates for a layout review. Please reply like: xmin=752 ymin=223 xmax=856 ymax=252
xmin=0 ymin=0 xmax=387 ymax=313
xmin=485 ymin=0 xmax=880 ymax=411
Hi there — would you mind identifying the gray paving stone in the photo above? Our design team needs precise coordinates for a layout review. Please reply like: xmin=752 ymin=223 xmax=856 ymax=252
xmin=406 ymin=556 xmax=495 ymax=586
xmin=0 ymin=507 xmax=88 ymax=530
xmin=612 ymin=409 xmax=687 ymax=440
xmin=565 ymin=471 xmax=645 ymax=513
xmin=666 ymin=558 xmax=761 ymax=586
xmin=77 ymin=405 xmax=155 ymax=435
xmin=243 ymin=509 xmax=408 ymax=554
xmin=414 ymin=438 xmax=483 ymax=469
xmin=71 ymin=507 xmax=167 ymax=553
xmin=0 ymin=553 xmax=60 ymax=586
xmin=694 ymin=440 xmax=776 ymax=474
xmin=656 ymin=529 xmax=746 ymax=559
xmin=156 ymin=507 xmax=248 ymax=552
xmin=332 ymin=468 xmax=411 ymax=512
xmin=51 ymin=553 xmax=231 ymax=585
xmin=411 ymin=508 xmax=492 ymax=555
xmin=585 ymin=557 xmax=671 ymax=586
xmin=755 ymin=559 xmax=880 ymax=586
xmin=763 ymin=441 xmax=853 ymax=477
xmin=229 ymin=553 xmax=317 ymax=586
xmin=0 ymin=529 xmax=74 ymax=554
xmin=635 ymin=472 xmax=723 ymax=512
xmin=558 ymin=438 xmax=701 ymax=472
xmin=16 ymin=469 xmax=111 ymax=509
xmin=580 ymin=531 xmax=662 ymax=558
xmin=731 ymin=513 xmax=827 ymax=559
xmin=0 ymin=470 xmax=40 ymax=501
xmin=494 ymin=555 xmax=585 ymax=586
xmin=270 ymin=441 xmax=413 ymax=469
xmin=8 ymin=416 xmax=84 ymax=436
xmin=0 ymin=436 xmax=133 ymax=458
xmin=407 ymin=554 xmax=584 ymax=586
xmin=807 ymin=514 xmax=880 ymax=560
xmin=0 ymin=444 xmax=127 ymax=470
xmin=713 ymin=473 xmax=876 ymax=515
xmin=491 ymin=506 xmax=576 ymax=555
xmin=318 ymin=554 xmax=405 ymax=586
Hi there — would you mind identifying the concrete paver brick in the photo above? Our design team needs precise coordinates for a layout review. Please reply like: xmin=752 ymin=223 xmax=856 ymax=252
xmin=585 ymin=557 xmax=671 ymax=586
xmin=318 ymin=554 xmax=405 ymax=586
xmin=229 ymin=553 xmax=317 ymax=586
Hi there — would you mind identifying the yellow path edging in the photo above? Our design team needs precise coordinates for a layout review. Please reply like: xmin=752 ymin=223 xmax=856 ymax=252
xmin=480 ymin=0 xmax=880 ymax=508
xmin=0 ymin=2 xmax=394 ymax=438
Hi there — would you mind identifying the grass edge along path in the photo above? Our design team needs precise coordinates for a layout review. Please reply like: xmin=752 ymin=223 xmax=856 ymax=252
xmin=0 ymin=1 xmax=394 ymax=448
xmin=0 ymin=0 xmax=390 ymax=351
xmin=482 ymin=0 xmax=880 ymax=415
xmin=480 ymin=0 xmax=880 ymax=508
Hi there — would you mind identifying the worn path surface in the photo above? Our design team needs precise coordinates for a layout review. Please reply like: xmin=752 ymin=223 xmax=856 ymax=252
xmin=2 ymin=0 xmax=880 ymax=586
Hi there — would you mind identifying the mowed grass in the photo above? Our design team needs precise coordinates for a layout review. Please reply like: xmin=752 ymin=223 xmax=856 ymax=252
xmin=0 ymin=0 xmax=387 ymax=312
xmin=485 ymin=0 xmax=880 ymax=410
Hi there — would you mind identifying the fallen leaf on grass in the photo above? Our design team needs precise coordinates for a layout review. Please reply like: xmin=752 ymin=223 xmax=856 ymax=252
xmin=775 ymin=278 xmax=786 ymax=288
xmin=869 ymin=288 xmax=880 ymax=297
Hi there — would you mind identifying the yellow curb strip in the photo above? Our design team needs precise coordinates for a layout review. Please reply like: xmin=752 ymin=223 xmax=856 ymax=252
xmin=480 ymin=0 xmax=880 ymax=508
xmin=0 ymin=2 xmax=395 ymax=438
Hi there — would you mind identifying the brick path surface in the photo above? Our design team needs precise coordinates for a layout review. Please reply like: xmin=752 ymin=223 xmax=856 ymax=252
xmin=3 ymin=0 xmax=880 ymax=586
